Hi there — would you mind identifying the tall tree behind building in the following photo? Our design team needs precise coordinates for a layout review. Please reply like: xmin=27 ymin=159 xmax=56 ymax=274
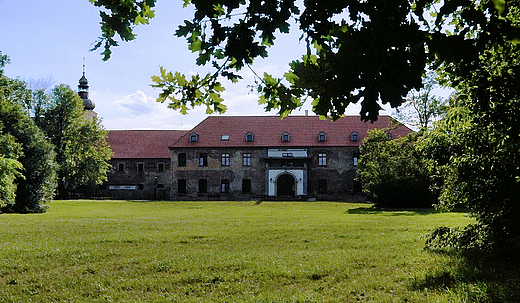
xmin=393 ymin=72 xmax=448 ymax=130
xmin=38 ymin=84 xmax=112 ymax=199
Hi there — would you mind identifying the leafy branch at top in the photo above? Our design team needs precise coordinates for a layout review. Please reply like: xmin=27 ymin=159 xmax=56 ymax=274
xmin=90 ymin=0 xmax=520 ymax=121
xmin=152 ymin=67 xmax=226 ymax=115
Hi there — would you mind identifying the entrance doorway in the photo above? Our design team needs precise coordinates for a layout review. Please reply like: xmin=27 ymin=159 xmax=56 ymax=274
xmin=277 ymin=174 xmax=295 ymax=196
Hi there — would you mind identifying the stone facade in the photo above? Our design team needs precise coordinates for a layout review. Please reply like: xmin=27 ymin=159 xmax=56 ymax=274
xmin=94 ymin=130 xmax=186 ymax=200
xmin=169 ymin=146 xmax=362 ymax=201
xmin=97 ymin=158 xmax=172 ymax=200
xmin=167 ymin=115 xmax=413 ymax=201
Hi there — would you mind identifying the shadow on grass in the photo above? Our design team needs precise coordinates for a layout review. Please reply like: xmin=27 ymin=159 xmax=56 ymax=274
xmin=346 ymin=206 xmax=438 ymax=216
xmin=411 ymin=250 xmax=520 ymax=302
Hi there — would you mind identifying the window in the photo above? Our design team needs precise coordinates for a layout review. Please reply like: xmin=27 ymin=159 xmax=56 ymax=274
xmin=221 ymin=153 xmax=230 ymax=166
xmin=137 ymin=162 xmax=144 ymax=172
xmin=318 ymin=179 xmax=327 ymax=194
xmin=350 ymin=131 xmax=359 ymax=142
xmin=157 ymin=162 xmax=165 ymax=172
xmin=137 ymin=184 xmax=144 ymax=190
xmin=221 ymin=179 xmax=230 ymax=193
xmin=178 ymin=179 xmax=187 ymax=194
xmin=318 ymin=132 xmax=327 ymax=142
xmin=245 ymin=132 xmax=254 ymax=142
xmin=281 ymin=132 xmax=290 ymax=142
xmin=318 ymin=153 xmax=327 ymax=166
xmin=157 ymin=183 xmax=165 ymax=189
xmin=221 ymin=135 xmax=230 ymax=141
xmin=242 ymin=179 xmax=251 ymax=193
xmin=198 ymin=179 xmax=207 ymax=193
xmin=190 ymin=133 xmax=199 ymax=142
xmin=386 ymin=132 xmax=392 ymax=139
xmin=118 ymin=162 xmax=125 ymax=172
xmin=353 ymin=151 xmax=360 ymax=166
xmin=178 ymin=153 xmax=187 ymax=167
xmin=199 ymin=153 xmax=208 ymax=166
xmin=243 ymin=153 xmax=251 ymax=166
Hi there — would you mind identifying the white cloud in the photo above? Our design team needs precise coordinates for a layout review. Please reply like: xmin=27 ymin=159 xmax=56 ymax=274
xmin=117 ymin=90 xmax=158 ymax=116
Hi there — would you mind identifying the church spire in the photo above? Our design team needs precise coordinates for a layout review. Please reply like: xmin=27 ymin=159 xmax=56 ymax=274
xmin=78 ymin=58 xmax=95 ymax=111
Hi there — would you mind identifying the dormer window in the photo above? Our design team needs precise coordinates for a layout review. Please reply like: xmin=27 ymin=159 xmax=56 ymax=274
xmin=281 ymin=132 xmax=290 ymax=142
xmin=245 ymin=132 xmax=254 ymax=142
xmin=221 ymin=135 xmax=230 ymax=141
xmin=318 ymin=132 xmax=327 ymax=142
xmin=350 ymin=131 xmax=359 ymax=142
xmin=190 ymin=133 xmax=199 ymax=142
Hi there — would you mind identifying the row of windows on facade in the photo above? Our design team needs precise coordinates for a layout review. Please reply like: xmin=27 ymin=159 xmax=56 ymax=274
xmin=189 ymin=131 xmax=370 ymax=143
xmin=176 ymin=179 xmax=331 ymax=194
xmin=116 ymin=162 xmax=166 ymax=172
xmin=115 ymin=153 xmax=359 ymax=172
xmin=178 ymin=153 xmax=359 ymax=167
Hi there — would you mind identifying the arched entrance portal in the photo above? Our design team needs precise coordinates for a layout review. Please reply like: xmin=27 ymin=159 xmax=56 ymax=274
xmin=277 ymin=174 xmax=295 ymax=197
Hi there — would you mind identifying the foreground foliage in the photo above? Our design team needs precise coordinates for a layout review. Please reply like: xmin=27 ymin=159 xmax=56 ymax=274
xmin=90 ymin=0 xmax=520 ymax=121
xmin=420 ymin=33 xmax=520 ymax=254
xmin=2 ymin=200 xmax=506 ymax=302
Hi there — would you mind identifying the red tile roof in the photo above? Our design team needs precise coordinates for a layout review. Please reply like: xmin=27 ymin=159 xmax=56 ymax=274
xmin=108 ymin=130 xmax=187 ymax=158
xmin=171 ymin=115 xmax=413 ymax=148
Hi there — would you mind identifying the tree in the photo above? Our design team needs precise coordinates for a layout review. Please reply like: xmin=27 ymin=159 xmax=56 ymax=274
xmin=1 ymin=51 xmax=57 ymax=212
xmin=357 ymin=129 xmax=435 ymax=208
xmin=38 ymin=84 xmax=112 ymax=199
xmin=26 ymin=77 xmax=55 ymax=126
xmin=89 ymin=0 xmax=520 ymax=121
xmin=0 ymin=124 xmax=23 ymax=208
xmin=393 ymin=72 xmax=448 ymax=130
xmin=0 ymin=51 xmax=23 ymax=208
xmin=421 ymin=36 xmax=520 ymax=254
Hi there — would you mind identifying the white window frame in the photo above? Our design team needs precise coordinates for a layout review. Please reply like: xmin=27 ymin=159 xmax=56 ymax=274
xmin=243 ymin=153 xmax=251 ymax=166
xmin=318 ymin=153 xmax=327 ymax=166
xmin=221 ymin=153 xmax=230 ymax=166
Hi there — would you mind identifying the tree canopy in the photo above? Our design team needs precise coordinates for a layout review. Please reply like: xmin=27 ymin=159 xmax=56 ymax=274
xmin=90 ymin=0 xmax=520 ymax=121
xmin=37 ymin=84 xmax=112 ymax=199
xmin=421 ymin=36 xmax=520 ymax=254
xmin=0 ymin=59 xmax=57 ymax=212
xmin=393 ymin=72 xmax=448 ymax=130
xmin=358 ymin=129 xmax=435 ymax=208
xmin=1 ymin=50 xmax=112 ymax=210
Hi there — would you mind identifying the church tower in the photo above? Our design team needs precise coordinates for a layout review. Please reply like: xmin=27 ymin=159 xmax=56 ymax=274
xmin=78 ymin=62 xmax=97 ymax=120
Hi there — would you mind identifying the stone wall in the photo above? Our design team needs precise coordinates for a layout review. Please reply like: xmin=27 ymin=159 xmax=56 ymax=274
xmin=170 ymin=146 xmax=365 ymax=201
xmin=171 ymin=148 xmax=266 ymax=200
xmin=96 ymin=158 xmax=171 ymax=200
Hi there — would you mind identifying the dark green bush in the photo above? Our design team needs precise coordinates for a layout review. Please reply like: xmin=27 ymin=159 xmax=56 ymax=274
xmin=358 ymin=129 xmax=436 ymax=208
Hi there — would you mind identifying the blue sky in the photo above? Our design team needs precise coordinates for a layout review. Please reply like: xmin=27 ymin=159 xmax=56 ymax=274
xmin=1 ymin=0 xmax=390 ymax=130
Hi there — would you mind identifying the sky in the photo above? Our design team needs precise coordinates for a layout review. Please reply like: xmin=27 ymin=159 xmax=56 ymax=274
xmin=1 ymin=0 xmax=395 ymax=130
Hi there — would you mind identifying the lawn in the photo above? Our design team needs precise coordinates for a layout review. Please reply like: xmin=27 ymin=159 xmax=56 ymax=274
xmin=0 ymin=200 xmax=479 ymax=302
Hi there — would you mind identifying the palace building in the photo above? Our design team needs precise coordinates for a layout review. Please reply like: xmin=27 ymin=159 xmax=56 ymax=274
xmin=96 ymin=115 xmax=412 ymax=201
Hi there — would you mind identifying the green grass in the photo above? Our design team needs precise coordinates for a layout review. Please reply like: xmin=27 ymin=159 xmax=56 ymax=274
xmin=0 ymin=200 xmax=490 ymax=302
